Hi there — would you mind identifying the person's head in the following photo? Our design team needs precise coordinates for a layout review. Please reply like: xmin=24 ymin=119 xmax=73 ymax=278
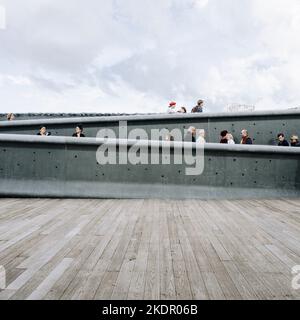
xmin=220 ymin=130 xmax=228 ymax=138
xmin=179 ymin=107 xmax=187 ymax=113
xmin=197 ymin=100 xmax=204 ymax=107
xmin=7 ymin=113 xmax=15 ymax=121
xmin=39 ymin=126 xmax=46 ymax=135
xmin=241 ymin=129 xmax=248 ymax=138
xmin=75 ymin=125 xmax=83 ymax=134
xmin=188 ymin=126 xmax=196 ymax=135
xmin=291 ymin=135 xmax=299 ymax=144
xmin=169 ymin=101 xmax=176 ymax=108
xmin=277 ymin=133 xmax=285 ymax=142
xmin=226 ymin=133 xmax=233 ymax=140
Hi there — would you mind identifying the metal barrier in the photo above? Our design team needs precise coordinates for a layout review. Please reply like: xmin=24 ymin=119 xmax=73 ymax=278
xmin=1 ymin=110 xmax=300 ymax=145
xmin=0 ymin=134 xmax=299 ymax=199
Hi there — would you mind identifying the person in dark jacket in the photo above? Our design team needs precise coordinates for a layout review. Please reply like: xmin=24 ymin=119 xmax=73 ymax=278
xmin=184 ymin=126 xmax=196 ymax=142
xmin=220 ymin=130 xmax=228 ymax=144
xmin=240 ymin=129 xmax=253 ymax=145
xmin=277 ymin=133 xmax=289 ymax=146
xmin=72 ymin=125 xmax=85 ymax=138
xmin=290 ymin=135 xmax=300 ymax=147
xmin=37 ymin=126 xmax=51 ymax=136
xmin=177 ymin=107 xmax=187 ymax=113
xmin=191 ymin=100 xmax=204 ymax=113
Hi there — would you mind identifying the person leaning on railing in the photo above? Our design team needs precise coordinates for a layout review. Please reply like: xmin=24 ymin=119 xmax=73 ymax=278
xmin=290 ymin=135 xmax=300 ymax=147
xmin=191 ymin=100 xmax=204 ymax=113
xmin=184 ymin=126 xmax=197 ymax=142
xmin=277 ymin=133 xmax=289 ymax=146
xmin=6 ymin=113 xmax=15 ymax=121
xmin=220 ymin=130 xmax=228 ymax=144
xmin=240 ymin=129 xmax=253 ymax=145
xmin=167 ymin=101 xmax=177 ymax=114
xmin=177 ymin=107 xmax=187 ymax=114
xmin=196 ymin=129 xmax=206 ymax=144
xmin=37 ymin=126 xmax=51 ymax=136
xmin=72 ymin=125 xmax=85 ymax=138
xmin=226 ymin=133 xmax=235 ymax=144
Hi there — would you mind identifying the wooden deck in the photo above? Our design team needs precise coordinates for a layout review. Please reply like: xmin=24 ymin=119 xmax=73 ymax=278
xmin=0 ymin=198 xmax=300 ymax=300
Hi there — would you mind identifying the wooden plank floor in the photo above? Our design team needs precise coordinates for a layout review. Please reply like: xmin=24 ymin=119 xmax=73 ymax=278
xmin=0 ymin=198 xmax=300 ymax=300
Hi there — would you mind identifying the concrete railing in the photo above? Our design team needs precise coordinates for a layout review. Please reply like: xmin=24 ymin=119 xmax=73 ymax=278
xmin=0 ymin=134 xmax=299 ymax=199
xmin=1 ymin=109 xmax=300 ymax=145
xmin=0 ymin=113 xmax=137 ymax=121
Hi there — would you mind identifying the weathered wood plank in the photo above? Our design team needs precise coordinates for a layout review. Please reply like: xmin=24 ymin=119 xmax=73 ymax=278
xmin=0 ymin=198 xmax=299 ymax=300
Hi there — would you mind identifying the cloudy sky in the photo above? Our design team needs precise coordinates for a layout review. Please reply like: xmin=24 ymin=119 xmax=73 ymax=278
xmin=0 ymin=0 xmax=300 ymax=114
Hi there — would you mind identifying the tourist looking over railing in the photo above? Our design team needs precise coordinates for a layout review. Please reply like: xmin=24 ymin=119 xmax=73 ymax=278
xmin=72 ymin=125 xmax=85 ymax=138
xmin=290 ymin=135 xmax=300 ymax=147
xmin=226 ymin=133 xmax=235 ymax=144
xmin=167 ymin=101 xmax=177 ymax=114
xmin=37 ymin=126 xmax=51 ymax=136
xmin=220 ymin=130 xmax=228 ymax=144
xmin=277 ymin=133 xmax=289 ymax=146
xmin=240 ymin=129 xmax=253 ymax=145
xmin=184 ymin=126 xmax=197 ymax=143
xmin=197 ymin=129 xmax=206 ymax=144
xmin=6 ymin=113 xmax=15 ymax=121
xmin=191 ymin=100 xmax=204 ymax=113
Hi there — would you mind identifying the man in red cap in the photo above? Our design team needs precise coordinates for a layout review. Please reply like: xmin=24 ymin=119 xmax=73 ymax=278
xmin=167 ymin=101 xmax=176 ymax=114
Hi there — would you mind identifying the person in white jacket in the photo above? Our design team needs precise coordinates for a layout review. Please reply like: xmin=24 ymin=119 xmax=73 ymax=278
xmin=226 ymin=133 xmax=235 ymax=144
xmin=167 ymin=101 xmax=176 ymax=113
xmin=197 ymin=129 xmax=206 ymax=144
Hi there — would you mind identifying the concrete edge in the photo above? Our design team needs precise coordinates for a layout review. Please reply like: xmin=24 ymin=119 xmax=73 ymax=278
xmin=1 ymin=109 xmax=300 ymax=127
xmin=1 ymin=179 xmax=299 ymax=200
xmin=1 ymin=134 xmax=300 ymax=155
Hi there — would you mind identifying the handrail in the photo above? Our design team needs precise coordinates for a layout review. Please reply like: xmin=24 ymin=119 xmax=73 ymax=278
xmin=1 ymin=134 xmax=300 ymax=155
xmin=1 ymin=109 xmax=300 ymax=127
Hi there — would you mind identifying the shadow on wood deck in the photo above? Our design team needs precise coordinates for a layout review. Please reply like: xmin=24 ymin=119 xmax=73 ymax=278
xmin=0 ymin=198 xmax=300 ymax=300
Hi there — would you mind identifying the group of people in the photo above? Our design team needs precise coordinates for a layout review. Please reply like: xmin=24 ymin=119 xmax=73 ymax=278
xmin=179 ymin=128 xmax=300 ymax=147
xmin=37 ymin=125 xmax=85 ymax=138
xmin=4 ymin=112 xmax=300 ymax=147
xmin=167 ymin=100 xmax=204 ymax=114
xmin=5 ymin=114 xmax=86 ymax=138
xmin=277 ymin=133 xmax=300 ymax=147
xmin=180 ymin=127 xmax=253 ymax=145
xmin=219 ymin=129 xmax=253 ymax=145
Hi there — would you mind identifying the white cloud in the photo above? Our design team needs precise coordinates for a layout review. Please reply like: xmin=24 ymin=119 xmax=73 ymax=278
xmin=193 ymin=0 xmax=209 ymax=9
xmin=0 ymin=5 xmax=5 ymax=29
xmin=1 ymin=0 xmax=300 ymax=113
xmin=0 ymin=74 xmax=32 ymax=86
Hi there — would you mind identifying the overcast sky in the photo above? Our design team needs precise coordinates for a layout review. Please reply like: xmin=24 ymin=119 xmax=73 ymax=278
xmin=0 ymin=0 xmax=300 ymax=113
